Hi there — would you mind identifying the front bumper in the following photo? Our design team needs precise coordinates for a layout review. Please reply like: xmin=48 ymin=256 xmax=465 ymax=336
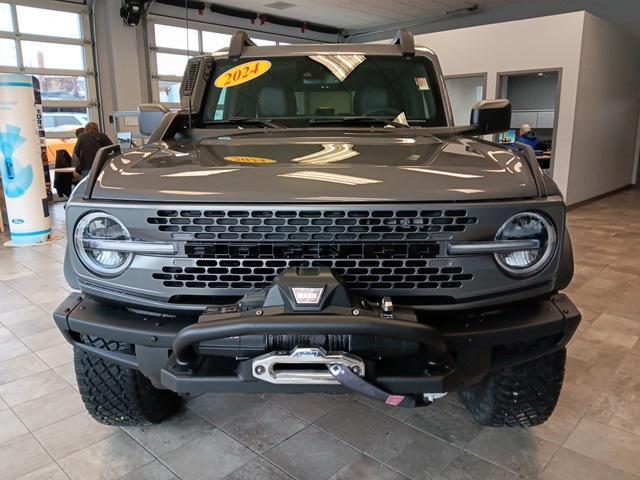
xmin=54 ymin=293 xmax=580 ymax=395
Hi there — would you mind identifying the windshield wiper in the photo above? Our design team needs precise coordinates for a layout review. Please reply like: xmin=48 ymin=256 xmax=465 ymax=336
xmin=207 ymin=117 xmax=286 ymax=129
xmin=309 ymin=116 xmax=410 ymax=128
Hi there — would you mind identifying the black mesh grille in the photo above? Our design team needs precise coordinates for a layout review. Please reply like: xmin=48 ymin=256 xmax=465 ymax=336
xmin=184 ymin=242 xmax=439 ymax=260
xmin=152 ymin=259 xmax=473 ymax=291
xmin=147 ymin=208 xmax=477 ymax=242
xmin=148 ymin=207 xmax=477 ymax=295
xmin=181 ymin=60 xmax=200 ymax=96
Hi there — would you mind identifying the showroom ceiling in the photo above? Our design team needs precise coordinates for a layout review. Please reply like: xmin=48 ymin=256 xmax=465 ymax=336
xmin=206 ymin=0 xmax=512 ymax=31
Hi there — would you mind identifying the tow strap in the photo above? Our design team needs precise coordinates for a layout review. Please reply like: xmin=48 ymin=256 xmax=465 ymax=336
xmin=328 ymin=363 xmax=428 ymax=408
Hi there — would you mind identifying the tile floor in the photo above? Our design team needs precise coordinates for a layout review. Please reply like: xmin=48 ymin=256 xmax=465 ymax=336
xmin=0 ymin=188 xmax=639 ymax=480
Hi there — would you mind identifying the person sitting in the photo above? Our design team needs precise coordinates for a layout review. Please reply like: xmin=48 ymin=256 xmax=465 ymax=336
xmin=72 ymin=122 xmax=112 ymax=178
xmin=53 ymin=150 xmax=74 ymax=198
xmin=516 ymin=123 xmax=543 ymax=151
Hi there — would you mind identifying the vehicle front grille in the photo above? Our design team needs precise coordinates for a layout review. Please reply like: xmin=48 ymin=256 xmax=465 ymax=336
xmin=147 ymin=208 xmax=477 ymax=242
xmin=146 ymin=206 xmax=480 ymax=297
xmin=152 ymin=258 xmax=473 ymax=291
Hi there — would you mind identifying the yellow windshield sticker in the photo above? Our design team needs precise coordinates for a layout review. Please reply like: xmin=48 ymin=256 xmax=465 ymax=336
xmin=214 ymin=60 xmax=272 ymax=88
xmin=224 ymin=156 xmax=277 ymax=164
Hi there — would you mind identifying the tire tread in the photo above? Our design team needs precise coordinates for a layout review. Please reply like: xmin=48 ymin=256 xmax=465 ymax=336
xmin=461 ymin=344 xmax=566 ymax=427
xmin=74 ymin=335 xmax=180 ymax=426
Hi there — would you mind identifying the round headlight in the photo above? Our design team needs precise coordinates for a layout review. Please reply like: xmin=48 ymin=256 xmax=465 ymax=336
xmin=74 ymin=212 xmax=132 ymax=276
xmin=494 ymin=212 xmax=557 ymax=277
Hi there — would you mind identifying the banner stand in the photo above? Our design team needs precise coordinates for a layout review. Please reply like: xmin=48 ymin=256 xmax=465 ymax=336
xmin=0 ymin=73 xmax=52 ymax=246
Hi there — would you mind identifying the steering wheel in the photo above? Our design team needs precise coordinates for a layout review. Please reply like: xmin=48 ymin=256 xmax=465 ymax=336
xmin=362 ymin=108 xmax=400 ymax=117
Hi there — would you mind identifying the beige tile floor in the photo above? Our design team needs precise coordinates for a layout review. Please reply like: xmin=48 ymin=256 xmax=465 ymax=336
xmin=0 ymin=188 xmax=639 ymax=480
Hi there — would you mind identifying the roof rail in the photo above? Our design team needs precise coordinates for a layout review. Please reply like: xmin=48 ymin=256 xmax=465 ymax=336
xmin=392 ymin=29 xmax=415 ymax=57
xmin=229 ymin=30 xmax=256 ymax=58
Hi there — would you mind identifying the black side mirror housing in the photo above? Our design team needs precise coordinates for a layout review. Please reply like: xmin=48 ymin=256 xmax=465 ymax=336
xmin=469 ymin=99 xmax=511 ymax=135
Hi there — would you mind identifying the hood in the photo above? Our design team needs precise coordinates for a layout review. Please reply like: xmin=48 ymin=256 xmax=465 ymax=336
xmin=93 ymin=130 xmax=538 ymax=203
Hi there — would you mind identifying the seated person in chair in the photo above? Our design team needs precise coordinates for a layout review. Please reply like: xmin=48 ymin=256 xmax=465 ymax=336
xmin=516 ymin=123 xmax=543 ymax=151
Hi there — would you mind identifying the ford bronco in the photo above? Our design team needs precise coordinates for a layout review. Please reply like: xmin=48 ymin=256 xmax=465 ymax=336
xmin=54 ymin=30 xmax=580 ymax=427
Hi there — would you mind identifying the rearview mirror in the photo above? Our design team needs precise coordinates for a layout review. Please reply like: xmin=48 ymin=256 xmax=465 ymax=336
xmin=138 ymin=103 xmax=169 ymax=136
xmin=469 ymin=99 xmax=511 ymax=135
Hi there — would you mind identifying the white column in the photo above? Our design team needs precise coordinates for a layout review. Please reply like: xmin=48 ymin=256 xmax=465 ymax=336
xmin=0 ymin=73 xmax=52 ymax=245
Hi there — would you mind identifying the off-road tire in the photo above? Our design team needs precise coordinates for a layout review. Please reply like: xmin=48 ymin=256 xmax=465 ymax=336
xmin=460 ymin=345 xmax=566 ymax=427
xmin=74 ymin=335 xmax=181 ymax=426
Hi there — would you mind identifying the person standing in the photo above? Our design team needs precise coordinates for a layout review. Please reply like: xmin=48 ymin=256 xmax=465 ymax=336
xmin=72 ymin=122 xmax=112 ymax=177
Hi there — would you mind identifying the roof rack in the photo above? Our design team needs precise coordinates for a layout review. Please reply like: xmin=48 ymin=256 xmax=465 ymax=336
xmin=392 ymin=29 xmax=415 ymax=57
xmin=228 ymin=30 xmax=256 ymax=58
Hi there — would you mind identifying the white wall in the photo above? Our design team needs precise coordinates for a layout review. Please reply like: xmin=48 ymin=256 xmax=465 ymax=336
xmin=350 ymin=0 xmax=640 ymax=45
xmin=567 ymin=13 xmax=640 ymax=203
xmin=411 ymin=12 xmax=585 ymax=199
xmin=92 ymin=0 xmax=146 ymax=139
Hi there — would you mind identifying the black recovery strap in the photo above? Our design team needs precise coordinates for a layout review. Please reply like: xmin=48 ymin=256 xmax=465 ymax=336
xmin=328 ymin=363 xmax=428 ymax=408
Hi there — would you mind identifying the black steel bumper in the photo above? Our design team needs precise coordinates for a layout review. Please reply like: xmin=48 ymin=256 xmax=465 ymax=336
xmin=54 ymin=293 xmax=580 ymax=395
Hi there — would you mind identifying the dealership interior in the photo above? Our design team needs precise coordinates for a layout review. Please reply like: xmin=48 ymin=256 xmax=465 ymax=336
xmin=1 ymin=1 xmax=640 ymax=479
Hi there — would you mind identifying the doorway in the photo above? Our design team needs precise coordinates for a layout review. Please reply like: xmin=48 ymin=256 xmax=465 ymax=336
xmin=496 ymin=69 xmax=561 ymax=172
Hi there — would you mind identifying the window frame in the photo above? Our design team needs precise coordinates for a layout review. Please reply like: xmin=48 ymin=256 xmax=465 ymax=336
xmin=0 ymin=0 xmax=97 ymax=139
xmin=147 ymin=15 xmax=303 ymax=107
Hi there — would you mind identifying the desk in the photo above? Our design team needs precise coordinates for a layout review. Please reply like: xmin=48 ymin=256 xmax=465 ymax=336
xmin=536 ymin=154 xmax=551 ymax=169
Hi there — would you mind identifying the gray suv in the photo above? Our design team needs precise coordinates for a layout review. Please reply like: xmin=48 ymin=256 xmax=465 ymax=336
xmin=54 ymin=30 xmax=580 ymax=427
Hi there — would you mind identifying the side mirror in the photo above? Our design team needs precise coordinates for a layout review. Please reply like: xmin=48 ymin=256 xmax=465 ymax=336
xmin=469 ymin=99 xmax=511 ymax=135
xmin=138 ymin=103 xmax=169 ymax=136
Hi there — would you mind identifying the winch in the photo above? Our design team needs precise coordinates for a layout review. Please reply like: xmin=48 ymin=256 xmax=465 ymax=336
xmin=197 ymin=267 xmax=421 ymax=359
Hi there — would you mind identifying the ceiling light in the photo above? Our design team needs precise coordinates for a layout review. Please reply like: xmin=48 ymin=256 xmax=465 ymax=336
xmin=264 ymin=1 xmax=297 ymax=10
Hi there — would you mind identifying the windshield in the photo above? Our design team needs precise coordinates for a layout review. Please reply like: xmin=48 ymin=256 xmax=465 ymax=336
xmin=201 ymin=55 xmax=448 ymax=128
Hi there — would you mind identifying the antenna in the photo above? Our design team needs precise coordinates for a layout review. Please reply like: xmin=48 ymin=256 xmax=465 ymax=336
xmin=185 ymin=0 xmax=192 ymax=129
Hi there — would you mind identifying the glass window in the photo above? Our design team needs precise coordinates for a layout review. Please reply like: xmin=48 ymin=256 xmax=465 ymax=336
xmin=154 ymin=24 xmax=199 ymax=51
xmin=202 ymin=55 xmax=447 ymax=128
xmin=22 ymin=41 xmax=84 ymax=70
xmin=156 ymin=52 xmax=189 ymax=76
xmin=253 ymin=38 xmax=276 ymax=46
xmin=445 ymin=76 xmax=485 ymax=126
xmin=0 ymin=3 xmax=12 ymax=31
xmin=42 ymin=106 xmax=88 ymax=133
xmin=158 ymin=80 xmax=181 ymax=103
xmin=17 ymin=6 xmax=81 ymax=39
xmin=34 ymin=75 xmax=87 ymax=101
xmin=0 ymin=38 xmax=17 ymax=66
xmin=202 ymin=31 xmax=231 ymax=53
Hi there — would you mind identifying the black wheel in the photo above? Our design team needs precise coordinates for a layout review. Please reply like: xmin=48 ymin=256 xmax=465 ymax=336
xmin=74 ymin=335 xmax=181 ymax=426
xmin=460 ymin=344 xmax=566 ymax=427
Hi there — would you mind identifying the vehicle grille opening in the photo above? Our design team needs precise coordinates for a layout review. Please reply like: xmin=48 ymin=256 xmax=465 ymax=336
xmin=181 ymin=60 xmax=200 ymax=96
xmin=153 ymin=259 xmax=473 ymax=292
xmin=147 ymin=208 xmax=477 ymax=242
